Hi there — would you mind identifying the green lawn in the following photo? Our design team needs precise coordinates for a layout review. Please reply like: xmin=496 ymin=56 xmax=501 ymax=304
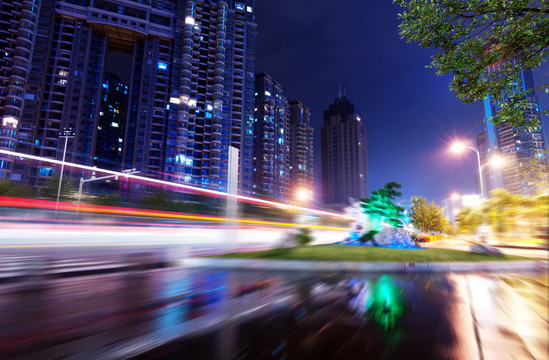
xmin=212 ymin=244 xmax=529 ymax=262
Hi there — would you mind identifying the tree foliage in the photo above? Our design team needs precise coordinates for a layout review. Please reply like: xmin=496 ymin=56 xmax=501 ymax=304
xmin=39 ymin=173 xmax=75 ymax=201
xmin=456 ymin=189 xmax=548 ymax=238
xmin=518 ymin=150 xmax=549 ymax=195
xmin=0 ymin=180 xmax=35 ymax=198
xmin=394 ymin=0 xmax=549 ymax=128
xmin=409 ymin=196 xmax=447 ymax=233
xmin=360 ymin=181 xmax=404 ymax=229
xmin=456 ymin=207 xmax=483 ymax=234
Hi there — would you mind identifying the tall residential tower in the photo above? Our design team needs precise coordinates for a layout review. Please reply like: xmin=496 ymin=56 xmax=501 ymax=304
xmin=0 ymin=0 xmax=257 ymax=195
xmin=321 ymin=96 xmax=368 ymax=207
xmin=253 ymin=73 xmax=289 ymax=200
xmin=289 ymin=100 xmax=313 ymax=194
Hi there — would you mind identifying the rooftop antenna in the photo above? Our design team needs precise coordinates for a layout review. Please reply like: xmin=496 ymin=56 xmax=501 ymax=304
xmin=338 ymin=83 xmax=342 ymax=98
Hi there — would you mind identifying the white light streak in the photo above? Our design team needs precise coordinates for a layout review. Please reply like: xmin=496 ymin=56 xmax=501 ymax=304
xmin=0 ymin=149 xmax=353 ymax=220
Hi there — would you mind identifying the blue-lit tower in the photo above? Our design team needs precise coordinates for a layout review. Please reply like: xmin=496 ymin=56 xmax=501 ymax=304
xmin=253 ymin=73 xmax=289 ymax=200
xmin=478 ymin=68 xmax=547 ymax=196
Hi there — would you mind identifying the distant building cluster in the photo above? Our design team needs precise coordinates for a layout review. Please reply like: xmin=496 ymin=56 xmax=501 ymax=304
xmin=477 ymin=68 xmax=547 ymax=197
xmin=0 ymin=0 xmax=330 ymax=203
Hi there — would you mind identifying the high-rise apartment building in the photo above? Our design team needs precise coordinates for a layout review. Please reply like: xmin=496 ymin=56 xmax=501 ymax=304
xmin=289 ymin=100 xmax=313 ymax=192
xmin=321 ymin=96 xmax=368 ymax=207
xmin=95 ymin=73 xmax=129 ymax=171
xmin=478 ymin=68 xmax=546 ymax=196
xmin=0 ymin=0 xmax=257 ymax=195
xmin=253 ymin=73 xmax=289 ymax=200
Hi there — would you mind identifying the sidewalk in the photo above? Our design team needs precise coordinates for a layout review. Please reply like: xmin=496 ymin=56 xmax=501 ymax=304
xmin=180 ymin=257 xmax=549 ymax=273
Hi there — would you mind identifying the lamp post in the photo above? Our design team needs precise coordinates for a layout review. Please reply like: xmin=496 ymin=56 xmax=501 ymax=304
xmin=56 ymin=128 xmax=75 ymax=210
xmin=294 ymin=187 xmax=312 ymax=225
xmin=76 ymin=168 xmax=139 ymax=208
xmin=451 ymin=142 xmax=506 ymax=199
xmin=451 ymin=142 xmax=484 ymax=198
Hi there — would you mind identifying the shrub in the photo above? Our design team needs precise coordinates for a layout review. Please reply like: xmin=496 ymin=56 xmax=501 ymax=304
xmin=295 ymin=228 xmax=313 ymax=246
xmin=359 ymin=229 xmax=379 ymax=243
xmin=416 ymin=235 xmax=431 ymax=242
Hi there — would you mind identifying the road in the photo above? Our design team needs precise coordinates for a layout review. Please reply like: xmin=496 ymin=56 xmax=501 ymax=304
xmin=423 ymin=238 xmax=549 ymax=260
xmin=0 ymin=268 xmax=547 ymax=359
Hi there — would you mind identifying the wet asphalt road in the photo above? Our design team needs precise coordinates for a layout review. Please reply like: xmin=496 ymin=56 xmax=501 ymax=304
xmin=0 ymin=267 xmax=547 ymax=360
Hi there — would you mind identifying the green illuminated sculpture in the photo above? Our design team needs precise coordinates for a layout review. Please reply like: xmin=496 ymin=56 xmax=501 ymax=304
xmin=360 ymin=182 xmax=405 ymax=231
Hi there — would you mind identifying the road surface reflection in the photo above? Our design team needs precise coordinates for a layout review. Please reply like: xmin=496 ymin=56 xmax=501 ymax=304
xmin=0 ymin=268 xmax=547 ymax=359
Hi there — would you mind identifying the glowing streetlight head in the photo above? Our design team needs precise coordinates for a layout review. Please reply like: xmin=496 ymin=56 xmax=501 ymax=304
xmin=488 ymin=155 xmax=504 ymax=168
xmin=296 ymin=187 xmax=312 ymax=203
xmin=451 ymin=193 xmax=460 ymax=200
xmin=450 ymin=142 xmax=466 ymax=153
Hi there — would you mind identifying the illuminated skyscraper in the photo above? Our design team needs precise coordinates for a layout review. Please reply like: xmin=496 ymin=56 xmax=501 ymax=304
xmin=321 ymin=96 xmax=368 ymax=207
xmin=289 ymin=100 xmax=313 ymax=192
xmin=95 ymin=73 xmax=128 ymax=171
xmin=253 ymin=73 xmax=289 ymax=200
xmin=0 ymin=0 xmax=257 ymax=194
xmin=478 ymin=68 xmax=546 ymax=196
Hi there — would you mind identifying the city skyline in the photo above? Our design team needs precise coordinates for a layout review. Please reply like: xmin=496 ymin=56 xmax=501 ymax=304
xmin=255 ymin=0 xmax=549 ymax=205
xmin=1 ymin=0 xmax=547 ymax=206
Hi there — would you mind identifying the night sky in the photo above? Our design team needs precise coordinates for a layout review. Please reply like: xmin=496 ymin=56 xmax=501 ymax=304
xmin=255 ymin=0 xmax=549 ymax=206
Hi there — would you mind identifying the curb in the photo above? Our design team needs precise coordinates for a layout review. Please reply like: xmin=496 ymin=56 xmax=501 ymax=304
xmin=180 ymin=258 xmax=549 ymax=273
xmin=0 ymin=262 xmax=169 ymax=284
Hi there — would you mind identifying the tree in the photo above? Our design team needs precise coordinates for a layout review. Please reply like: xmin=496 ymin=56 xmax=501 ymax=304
xmin=39 ymin=173 xmax=75 ymax=201
xmin=409 ymin=196 xmax=447 ymax=233
xmin=456 ymin=207 xmax=483 ymax=234
xmin=518 ymin=151 xmax=549 ymax=195
xmin=484 ymin=188 xmax=523 ymax=236
xmin=360 ymin=181 xmax=404 ymax=230
xmin=394 ymin=0 xmax=549 ymax=128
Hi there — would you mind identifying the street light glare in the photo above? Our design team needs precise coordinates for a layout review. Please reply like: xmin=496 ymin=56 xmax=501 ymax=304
xmin=296 ymin=187 xmax=312 ymax=203
xmin=451 ymin=193 xmax=460 ymax=200
xmin=450 ymin=142 xmax=466 ymax=153
xmin=489 ymin=155 xmax=504 ymax=168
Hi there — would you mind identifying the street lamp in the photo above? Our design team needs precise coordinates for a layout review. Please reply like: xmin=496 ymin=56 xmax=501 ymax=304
xmin=77 ymin=168 xmax=139 ymax=208
xmin=451 ymin=141 xmax=505 ymax=199
xmin=451 ymin=141 xmax=485 ymax=198
xmin=56 ymin=128 xmax=75 ymax=210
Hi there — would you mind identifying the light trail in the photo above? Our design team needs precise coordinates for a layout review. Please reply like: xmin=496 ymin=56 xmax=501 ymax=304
xmin=0 ymin=196 xmax=349 ymax=230
xmin=0 ymin=149 xmax=353 ymax=220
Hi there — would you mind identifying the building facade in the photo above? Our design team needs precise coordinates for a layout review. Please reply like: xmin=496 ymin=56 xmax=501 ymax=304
xmin=253 ymin=73 xmax=289 ymax=200
xmin=0 ymin=0 xmax=257 ymax=195
xmin=288 ymin=100 xmax=313 ymax=194
xmin=478 ymin=68 xmax=547 ymax=197
xmin=321 ymin=96 xmax=368 ymax=207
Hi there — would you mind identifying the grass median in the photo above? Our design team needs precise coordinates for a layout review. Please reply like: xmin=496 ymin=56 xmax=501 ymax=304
xmin=211 ymin=244 xmax=529 ymax=262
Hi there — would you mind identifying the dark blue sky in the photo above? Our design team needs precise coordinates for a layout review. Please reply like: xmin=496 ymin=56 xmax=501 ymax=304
xmin=255 ymin=0 xmax=549 ymax=206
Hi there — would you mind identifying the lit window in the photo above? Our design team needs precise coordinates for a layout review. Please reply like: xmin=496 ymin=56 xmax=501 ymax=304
xmin=247 ymin=6 xmax=252 ymax=12
xmin=188 ymin=99 xmax=197 ymax=107
xmin=169 ymin=97 xmax=180 ymax=104
xmin=206 ymin=104 xmax=213 ymax=111
xmin=157 ymin=62 xmax=168 ymax=70
xmin=118 ymin=138 xmax=123 ymax=143
xmin=185 ymin=16 xmax=195 ymax=25
xmin=111 ymin=122 xmax=119 ymax=128
xmin=1 ymin=116 xmax=18 ymax=128
xmin=235 ymin=3 xmax=245 ymax=10
xmin=265 ymin=91 xmax=271 ymax=97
